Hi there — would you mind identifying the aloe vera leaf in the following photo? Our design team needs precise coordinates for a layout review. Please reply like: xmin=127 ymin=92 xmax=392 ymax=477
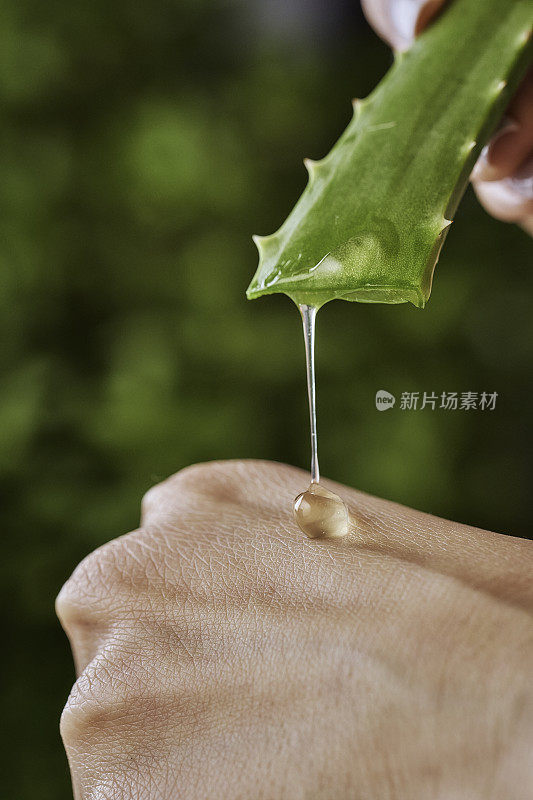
xmin=246 ymin=0 xmax=533 ymax=309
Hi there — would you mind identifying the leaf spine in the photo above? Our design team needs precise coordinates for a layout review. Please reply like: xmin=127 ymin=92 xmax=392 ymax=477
xmin=351 ymin=98 xmax=362 ymax=117
xmin=303 ymin=157 xmax=318 ymax=175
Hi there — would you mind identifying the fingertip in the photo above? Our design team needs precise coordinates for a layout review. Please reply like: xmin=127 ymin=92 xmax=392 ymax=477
xmin=475 ymin=71 xmax=533 ymax=183
xmin=413 ymin=0 xmax=447 ymax=35
xmin=361 ymin=0 xmax=447 ymax=51
xmin=472 ymin=117 xmax=521 ymax=182
xmin=472 ymin=158 xmax=533 ymax=229
xmin=520 ymin=215 xmax=533 ymax=237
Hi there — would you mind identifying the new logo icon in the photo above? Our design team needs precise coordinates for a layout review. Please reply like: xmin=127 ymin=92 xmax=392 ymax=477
xmin=375 ymin=390 xmax=396 ymax=411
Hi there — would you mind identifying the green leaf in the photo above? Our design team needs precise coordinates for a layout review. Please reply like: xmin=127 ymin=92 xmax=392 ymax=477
xmin=247 ymin=0 xmax=533 ymax=309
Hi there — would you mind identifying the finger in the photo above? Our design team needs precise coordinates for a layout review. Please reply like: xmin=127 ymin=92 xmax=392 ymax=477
xmin=473 ymin=70 xmax=533 ymax=182
xmin=140 ymin=460 xmax=533 ymax=609
xmin=360 ymin=0 xmax=447 ymax=51
xmin=472 ymin=154 xmax=533 ymax=234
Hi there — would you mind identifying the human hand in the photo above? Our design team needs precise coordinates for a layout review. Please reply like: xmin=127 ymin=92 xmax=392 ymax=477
xmin=361 ymin=0 xmax=533 ymax=233
xmin=57 ymin=460 xmax=533 ymax=799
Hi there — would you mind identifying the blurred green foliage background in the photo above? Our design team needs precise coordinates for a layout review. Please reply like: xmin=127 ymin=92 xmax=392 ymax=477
xmin=2 ymin=0 xmax=532 ymax=795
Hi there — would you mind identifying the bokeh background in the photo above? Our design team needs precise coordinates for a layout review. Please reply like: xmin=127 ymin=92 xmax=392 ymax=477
xmin=2 ymin=0 xmax=532 ymax=795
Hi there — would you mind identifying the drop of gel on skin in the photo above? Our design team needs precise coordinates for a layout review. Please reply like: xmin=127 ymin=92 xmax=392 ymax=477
xmin=294 ymin=304 xmax=350 ymax=539
xmin=293 ymin=482 xmax=349 ymax=539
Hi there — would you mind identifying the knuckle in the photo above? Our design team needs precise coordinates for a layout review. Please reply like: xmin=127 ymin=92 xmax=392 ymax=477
xmin=59 ymin=676 xmax=89 ymax=747
xmin=141 ymin=460 xmax=244 ymax=521
xmin=140 ymin=484 xmax=159 ymax=520
xmin=139 ymin=463 xmax=204 ymax=519
xmin=56 ymin=531 xmax=146 ymax=633
xmin=56 ymin=550 xmax=113 ymax=632
xmin=60 ymin=651 xmax=133 ymax=748
xmin=59 ymin=673 xmax=94 ymax=749
xmin=59 ymin=645 xmax=182 ymax=769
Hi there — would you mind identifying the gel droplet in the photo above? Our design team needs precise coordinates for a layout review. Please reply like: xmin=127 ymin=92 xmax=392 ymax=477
xmin=293 ymin=482 xmax=350 ymax=539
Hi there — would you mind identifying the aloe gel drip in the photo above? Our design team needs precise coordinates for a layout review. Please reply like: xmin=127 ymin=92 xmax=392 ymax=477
xmin=293 ymin=305 xmax=350 ymax=539
xmin=300 ymin=304 xmax=320 ymax=484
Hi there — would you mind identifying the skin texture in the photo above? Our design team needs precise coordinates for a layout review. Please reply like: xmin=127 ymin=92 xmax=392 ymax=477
xmin=57 ymin=460 xmax=533 ymax=800
xmin=361 ymin=0 xmax=533 ymax=232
